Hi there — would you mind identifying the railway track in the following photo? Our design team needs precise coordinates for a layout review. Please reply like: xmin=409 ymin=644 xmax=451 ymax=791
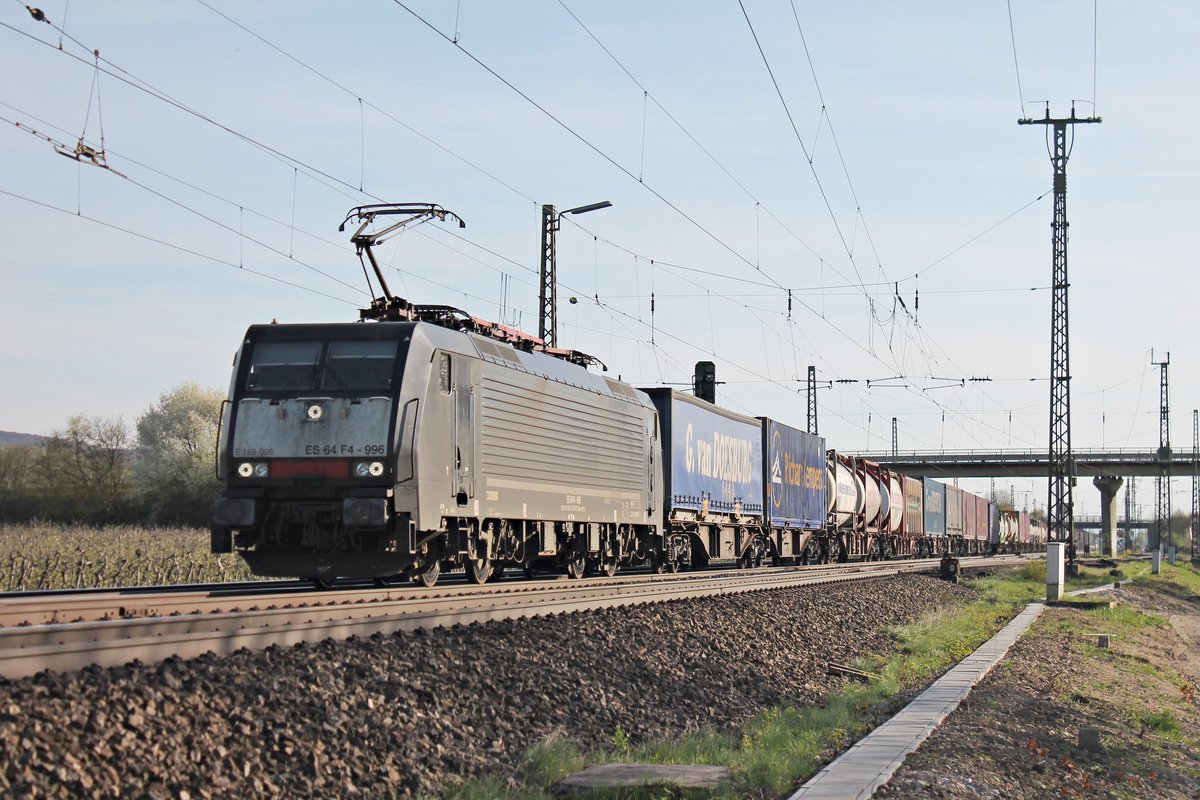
xmin=0 ymin=555 xmax=1029 ymax=680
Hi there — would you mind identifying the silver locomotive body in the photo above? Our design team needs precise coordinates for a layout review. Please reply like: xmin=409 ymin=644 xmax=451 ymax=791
xmin=212 ymin=320 xmax=662 ymax=583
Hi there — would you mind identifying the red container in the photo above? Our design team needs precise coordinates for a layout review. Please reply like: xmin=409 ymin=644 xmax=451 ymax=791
xmin=902 ymin=476 xmax=924 ymax=536
xmin=962 ymin=492 xmax=977 ymax=540
xmin=974 ymin=497 xmax=991 ymax=541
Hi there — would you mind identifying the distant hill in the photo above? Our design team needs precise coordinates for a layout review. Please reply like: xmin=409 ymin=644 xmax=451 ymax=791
xmin=0 ymin=431 xmax=46 ymax=447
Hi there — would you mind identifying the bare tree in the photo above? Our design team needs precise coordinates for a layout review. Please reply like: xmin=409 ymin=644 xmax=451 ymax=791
xmin=40 ymin=415 xmax=132 ymax=521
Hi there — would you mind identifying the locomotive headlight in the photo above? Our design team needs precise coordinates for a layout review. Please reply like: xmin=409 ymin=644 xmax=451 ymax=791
xmin=237 ymin=462 xmax=269 ymax=479
xmin=353 ymin=461 xmax=385 ymax=478
xmin=306 ymin=403 xmax=323 ymax=421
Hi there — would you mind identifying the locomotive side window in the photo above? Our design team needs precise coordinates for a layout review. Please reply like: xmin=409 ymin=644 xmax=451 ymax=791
xmin=246 ymin=341 xmax=321 ymax=390
xmin=322 ymin=340 xmax=399 ymax=391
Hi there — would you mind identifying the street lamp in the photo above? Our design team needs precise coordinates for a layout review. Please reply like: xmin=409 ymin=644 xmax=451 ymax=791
xmin=539 ymin=200 xmax=612 ymax=348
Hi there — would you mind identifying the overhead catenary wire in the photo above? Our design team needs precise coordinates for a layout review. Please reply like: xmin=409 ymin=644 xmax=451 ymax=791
xmin=1006 ymin=0 xmax=1026 ymax=113
xmin=389 ymin=0 xmax=791 ymax=294
xmin=0 ymin=186 xmax=358 ymax=306
xmin=2 ymin=5 xmax=1059 ymax=452
xmin=191 ymin=0 xmax=537 ymax=205
xmin=190 ymin=0 xmax=919 ymax=415
xmin=1 ymin=108 xmax=365 ymax=296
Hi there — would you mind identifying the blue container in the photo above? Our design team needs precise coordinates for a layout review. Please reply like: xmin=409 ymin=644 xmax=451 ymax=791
xmin=642 ymin=389 xmax=763 ymax=519
xmin=922 ymin=478 xmax=947 ymax=536
xmin=760 ymin=418 xmax=826 ymax=529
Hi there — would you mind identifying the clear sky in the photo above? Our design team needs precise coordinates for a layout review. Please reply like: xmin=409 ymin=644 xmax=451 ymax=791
xmin=1 ymin=1 xmax=1196 ymax=516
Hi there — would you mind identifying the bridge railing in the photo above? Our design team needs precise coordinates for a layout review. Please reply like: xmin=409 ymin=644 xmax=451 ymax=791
xmin=856 ymin=448 xmax=1200 ymax=464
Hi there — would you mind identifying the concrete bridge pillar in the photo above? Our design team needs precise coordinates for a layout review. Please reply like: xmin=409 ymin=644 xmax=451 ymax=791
xmin=1093 ymin=475 xmax=1123 ymax=557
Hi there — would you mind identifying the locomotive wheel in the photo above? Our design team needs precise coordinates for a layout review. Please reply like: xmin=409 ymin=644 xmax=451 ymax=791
xmin=414 ymin=558 xmax=440 ymax=588
xmin=465 ymin=557 xmax=494 ymax=584
xmin=310 ymin=576 xmax=336 ymax=590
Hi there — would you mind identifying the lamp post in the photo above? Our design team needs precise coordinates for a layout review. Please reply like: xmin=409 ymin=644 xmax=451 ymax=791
xmin=539 ymin=200 xmax=611 ymax=348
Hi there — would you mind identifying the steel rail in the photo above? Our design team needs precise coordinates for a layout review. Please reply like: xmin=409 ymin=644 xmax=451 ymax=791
xmin=0 ymin=560 xmax=916 ymax=627
xmin=0 ymin=556 xmax=1028 ymax=679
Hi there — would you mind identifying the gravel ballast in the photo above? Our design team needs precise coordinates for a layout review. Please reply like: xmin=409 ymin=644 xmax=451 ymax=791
xmin=1 ymin=574 xmax=976 ymax=798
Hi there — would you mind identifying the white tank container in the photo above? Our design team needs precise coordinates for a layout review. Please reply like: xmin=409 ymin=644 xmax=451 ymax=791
xmin=887 ymin=474 xmax=904 ymax=532
xmin=830 ymin=458 xmax=863 ymax=528
xmin=863 ymin=475 xmax=881 ymax=528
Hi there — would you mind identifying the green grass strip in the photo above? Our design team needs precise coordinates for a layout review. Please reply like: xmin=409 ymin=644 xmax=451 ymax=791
xmin=444 ymin=557 xmax=1190 ymax=799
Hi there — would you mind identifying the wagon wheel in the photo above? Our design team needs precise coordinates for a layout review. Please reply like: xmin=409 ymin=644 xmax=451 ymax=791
xmin=567 ymin=552 xmax=587 ymax=579
xmin=310 ymin=576 xmax=337 ymax=591
xmin=600 ymin=558 xmax=619 ymax=578
xmin=465 ymin=556 xmax=493 ymax=585
xmin=414 ymin=550 xmax=441 ymax=588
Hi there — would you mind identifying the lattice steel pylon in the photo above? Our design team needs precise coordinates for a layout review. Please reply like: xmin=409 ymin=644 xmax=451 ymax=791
xmin=1152 ymin=352 xmax=1171 ymax=550
xmin=538 ymin=204 xmax=560 ymax=348
xmin=1019 ymin=106 xmax=1101 ymax=558
xmin=807 ymin=366 xmax=818 ymax=435
xmin=1192 ymin=409 xmax=1198 ymax=560
xmin=891 ymin=417 xmax=898 ymax=456
xmin=1125 ymin=477 xmax=1135 ymax=554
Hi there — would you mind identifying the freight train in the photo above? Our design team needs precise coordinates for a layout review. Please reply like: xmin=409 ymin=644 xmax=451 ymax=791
xmin=210 ymin=204 xmax=1044 ymax=587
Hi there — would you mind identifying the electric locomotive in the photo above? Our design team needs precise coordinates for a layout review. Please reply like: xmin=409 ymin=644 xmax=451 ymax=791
xmin=211 ymin=204 xmax=662 ymax=587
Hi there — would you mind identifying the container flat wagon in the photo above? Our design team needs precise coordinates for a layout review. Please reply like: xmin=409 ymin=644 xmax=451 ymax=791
xmin=760 ymin=418 xmax=826 ymax=563
xmin=921 ymin=478 xmax=947 ymax=557
xmin=643 ymin=388 xmax=765 ymax=569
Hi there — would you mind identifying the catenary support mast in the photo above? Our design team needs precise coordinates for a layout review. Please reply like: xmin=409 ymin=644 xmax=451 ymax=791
xmin=807 ymin=366 xmax=818 ymax=435
xmin=1152 ymin=351 xmax=1171 ymax=550
xmin=1192 ymin=409 xmax=1198 ymax=559
xmin=1018 ymin=106 xmax=1100 ymax=559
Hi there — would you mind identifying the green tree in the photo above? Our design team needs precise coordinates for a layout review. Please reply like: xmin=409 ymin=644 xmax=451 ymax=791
xmin=135 ymin=383 xmax=226 ymax=525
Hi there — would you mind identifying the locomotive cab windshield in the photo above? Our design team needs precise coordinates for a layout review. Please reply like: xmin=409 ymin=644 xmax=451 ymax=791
xmin=242 ymin=335 xmax=404 ymax=395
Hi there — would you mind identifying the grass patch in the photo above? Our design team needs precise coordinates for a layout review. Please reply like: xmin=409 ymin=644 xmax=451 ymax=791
xmin=1137 ymin=709 xmax=1182 ymax=738
xmin=440 ymin=559 xmax=1200 ymax=798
